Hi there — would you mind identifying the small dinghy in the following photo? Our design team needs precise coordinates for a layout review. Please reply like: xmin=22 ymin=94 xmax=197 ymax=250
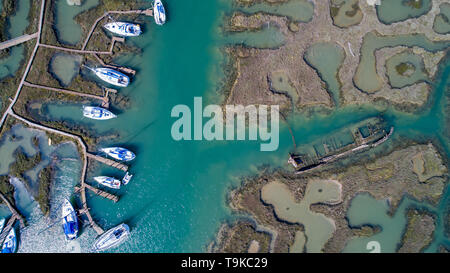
xmin=93 ymin=223 xmax=130 ymax=251
xmin=153 ymin=0 xmax=166 ymax=25
xmin=93 ymin=67 xmax=130 ymax=87
xmin=122 ymin=172 xmax=133 ymax=185
xmin=83 ymin=106 xmax=116 ymax=120
xmin=104 ymin=22 xmax=142 ymax=37
xmin=94 ymin=176 xmax=121 ymax=190
xmin=62 ymin=199 xmax=79 ymax=240
xmin=1 ymin=228 xmax=17 ymax=253
xmin=0 ymin=218 xmax=5 ymax=234
xmin=100 ymin=147 xmax=136 ymax=162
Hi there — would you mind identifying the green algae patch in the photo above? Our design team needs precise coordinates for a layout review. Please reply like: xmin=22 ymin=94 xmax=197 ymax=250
xmin=376 ymin=0 xmax=432 ymax=25
xmin=261 ymin=179 xmax=342 ymax=252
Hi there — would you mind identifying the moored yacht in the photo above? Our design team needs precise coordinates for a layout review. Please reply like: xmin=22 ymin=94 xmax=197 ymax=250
xmin=104 ymin=22 xmax=142 ymax=37
xmin=94 ymin=176 xmax=121 ymax=190
xmin=1 ymin=228 xmax=17 ymax=253
xmin=100 ymin=147 xmax=136 ymax=162
xmin=93 ymin=223 xmax=130 ymax=251
xmin=154 ymin=0 xmax=166 ymax=25
xmin=83 ymin=106 xmax=116 ymax=120
xmin=62 ymin=199 xmax=79 ymax=240
xmin=93 ymin=67 xmax=130 ymax=87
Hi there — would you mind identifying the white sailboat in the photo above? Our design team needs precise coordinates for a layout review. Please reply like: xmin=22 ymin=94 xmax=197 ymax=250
xmin=94 ymin=176 xmax=121 ymax=190
xmin=83 ymin=106 xmax=117 ymax=120
xmin=1 ymin=228 xmax=17 ymax=253
xmin=62 ymin=199 xmax=79 ymax=240
xmin=93 ymin=223 xmax=130 ymax=251
xmin=154 ymin=0 xmax=166 ymax=25
xmin=104 ymin=22 xmax=142 ymax=37
xmin=100 ymin=147 xmax=136 ymax=162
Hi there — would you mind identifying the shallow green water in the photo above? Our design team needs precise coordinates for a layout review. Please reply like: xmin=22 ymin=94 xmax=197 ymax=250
xmin=433 ymin=3 xmax=450 ymax=35
xmin=4 ymin=0 xmax=449 ymax=253
xmin=0 ymin=0 xmax=30 ymax=80
xmin=304 ymin=42 xmax=345 ymax=106
xmin=49 ymin=53 xmax=83 ymax=86
xmin=54 ymin=0 xmax=99 ymax=45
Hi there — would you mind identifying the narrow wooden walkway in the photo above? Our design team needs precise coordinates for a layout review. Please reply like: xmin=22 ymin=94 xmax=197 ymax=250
xmin=0 ymin=192 xmax=26 ymax=242
xmin=39 ymin=44 xmax=112 ymax=55
xmin=86 ymin=153 xmax=129 ymax=172
xmin=23 ymin=81 xmax=108 ymax=102
xmin=0 ymin=33 xmax=38 ymax=50
xmin=76 ymin=183 xmax=119 ymax=203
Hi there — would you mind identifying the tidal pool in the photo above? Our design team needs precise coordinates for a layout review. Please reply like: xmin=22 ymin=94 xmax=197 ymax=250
xmin=304 ymin=42 xmax=345 ymax=106
xmin=54 ymin=0 xmax=99 ymax=45
xmin=330 ymin=0 xmax=363 ymax=28
xmin=433 ymin=3 xmax=450 ymax=35
xmin=237 ymin=0 xmax=314 ymax=23
xmin=49 ymin=53 xmax=83 ymax=87
xmin=385 ymin=51 xmax=428 ymax=89
xmin=376 ymin=0 xmax=432 ymax=24
xmin=354 ymin=32 xmax=450 ymax=93
xmin=0 ymin=0 xmax=30 ymax=80
xmin=342 ymin=193 xmax=438 ymax=253
xmin=261 ymin=180 xmax=341 ymax=252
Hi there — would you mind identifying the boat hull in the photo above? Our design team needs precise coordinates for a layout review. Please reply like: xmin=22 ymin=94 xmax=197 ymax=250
xmin=154 ymin=0 xmax=166 ymax=25
xmin=101 ymin=147 xmax=136 ymax=162
xmin=83 ymin=106 xmax=116 ymax=120
xmin=94 ymin=176 xmax=121 ymax=189
xmin=93 ymin=223 xmax=130 ymax=251
xmin=62 ymin=199 xmax=79 ymax=240
xmin=2 ymin=228 xmax=16 ymax=253
xmin=94 ymin=67 xmax=129 ymax=87
xmin=104 ymin=22 xmax=142 ymax=37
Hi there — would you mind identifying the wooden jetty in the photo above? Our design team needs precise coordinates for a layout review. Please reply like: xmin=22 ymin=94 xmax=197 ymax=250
xmin=75 ymin=183 xmax=119 ymax=203
xmin=0 ymin=192 xmax=26 ymax=242
xmin=87 ymin=153 xmax=129 ymax=172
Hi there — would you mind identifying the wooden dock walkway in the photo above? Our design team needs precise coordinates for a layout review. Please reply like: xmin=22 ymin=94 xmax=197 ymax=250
xmin=23 ymin=81 xmax=108 ymax=103
xmin=39 ymin=43 xmax=112 ymax=55
xmin=0 ymin=33 xmax=39 ymax=51
xmin=0 ymin=192 xmax=26 ymax=242
xmin=86 ymin=153 xmax=129 ymax=172
xmin=76 ymin=183 xmax=119 ymax=203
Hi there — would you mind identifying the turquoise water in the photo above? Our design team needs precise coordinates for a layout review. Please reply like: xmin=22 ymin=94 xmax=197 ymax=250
xmin=2 ymin=0 xmax=449 ymax=253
